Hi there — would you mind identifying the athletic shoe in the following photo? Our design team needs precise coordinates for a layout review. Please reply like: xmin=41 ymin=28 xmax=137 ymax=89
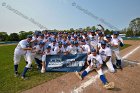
xmin=75 ymin=71 xmax=83 ymax=80
xmin=104 ymin=82 xmax=114 ymax=90
xmin=21 ymin=76 xmax=28 ymax=80
xmin=41 ymin=68 xmax=45 ymax=73
xmin=14 ymin=73 xmax=19 ymax=77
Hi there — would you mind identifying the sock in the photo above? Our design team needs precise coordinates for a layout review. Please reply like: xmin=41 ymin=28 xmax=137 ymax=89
xmin=35 ymin=58 xmax=42 ymax=69
xmin=22 ymin=67 xmax=29 ymax=77
xmin=113 ymin=64 xmax=117 ymax=69
xmin=14 ymin=65 xmax=18 ymax=74
xmin=116 ymin=59 xmax=121 ymax=66
xmin=81 ymin=70 xmax=88 ymax=78
xmin=100 ymin=75 xmax=108 ymax=85
xmin=26 ymin=61 xmax=28 ymax=64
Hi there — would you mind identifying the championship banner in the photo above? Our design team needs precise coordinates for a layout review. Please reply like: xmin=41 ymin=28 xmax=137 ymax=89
xmin=46 ymin=54 xmax=87 ymax=72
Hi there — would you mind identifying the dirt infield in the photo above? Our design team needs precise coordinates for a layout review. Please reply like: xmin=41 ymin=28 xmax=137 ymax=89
xmin=22 ymin=40 xmax=140 ymax=93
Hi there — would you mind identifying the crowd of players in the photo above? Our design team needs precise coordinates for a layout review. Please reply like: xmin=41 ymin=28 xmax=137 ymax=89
xmin=13 ymin=25 xmax=124 ymax=89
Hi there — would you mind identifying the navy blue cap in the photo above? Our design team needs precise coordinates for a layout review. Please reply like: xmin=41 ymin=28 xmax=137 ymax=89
xmin=91 ymin=48 xmax=96 ymax=52
xmin=100 ymin=40 xmax=106 ymax=45
xmin=64 ymin=32 xmax=68 ymax=34
xmin=71 ymin=41 xmax=75 ymax=44
xmin=84 ymin=32 xmax=87 ymax=35
xmin=51 ymin=38 xmax=56 ymax=42
xmin=90 ymin=30 xmax=95 ymax=33
xmin=106 ymin=34 xmax=112 ymax=38
xmin=71 ymin=32 xmax=74 ymax=35
xmin=79 ymin=35 xmax=83 ymax=39
xmin=98 ymin=32 xmax=103 ymax=36
xmin=81 ymin=39 xmax=85 ymax=42
xmin=74 ymin=35 xmax=77 ymax=38
xmin=27 ymin=35 xmax=32 ymax=39
xmin=39 ymin=33 xmax=44 ymax=37
xmin=34 ymin=31 xmax=41 ymax=35
xmin=77 ymin=33 xmax=80 ymax=36
xmin=58 ymin=41 xmax=63 ymax=45
xmin=74 ymin=41 xmax=79 ymax=44
xmin=96 ymin=29 xmax=100 ymax=32
xmin=63 ymin=42 xmax=67 ymax=46
xmin=39 ymin=41 xmax=45 ymax=45
xmin=68 ymin=35 xmax=71 ymax=39
xmin=53 ymin=32 xmax=57 ymax=35
xmin=46 ymin=45 xmax=51 ymax=49
xmin=113 ymin=31 xmax=119 ymax=35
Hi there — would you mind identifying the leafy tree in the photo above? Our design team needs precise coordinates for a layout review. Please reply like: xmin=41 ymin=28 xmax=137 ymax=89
xmin=85 ymin=26 xmax=91 ymax=31
xmin=91 ymin=26 xmax=96 ymax=31
xmin=0 ymin=32 xmax=8 ymax=41
xmin=70 ymin=28 xmax=75 ymax=32
xmin=129 ymin=17 xmax=140 ymax=36
xmin=126 ymin=28 xmax=134 ymax=37
xmin=9 ymin=33 xmax=19 ymax=41
xmin=104 ymin=29 xmax=111 ymax=35
xmin=19 ymin=31 xmax=33 ymax=40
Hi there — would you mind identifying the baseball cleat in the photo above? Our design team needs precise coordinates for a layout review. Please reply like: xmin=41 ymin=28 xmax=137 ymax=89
xmin=41 ymin=68 xmax=45 ymax=73
xmin=21 ymin=76 xmax=28 ymax=80
xmin=75 ymin=71 xmax=83 ymax=80
xmin=14 ymin=73 xmax=19 ymax=77
xmin=104 ymin=82 xmax=115 ymax=90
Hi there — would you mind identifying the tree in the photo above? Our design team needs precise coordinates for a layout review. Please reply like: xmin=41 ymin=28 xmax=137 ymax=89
xmin=91 ymin=26 xmax=96 ymax=31
xmin=70 ymin=28 xmax=75 ymax=32
xmin=85 ymin=26 xmax=91 ymax=31
xmin=104 ymin=29 xmax=111 ymax=35
xmin=129 ymin=18 xmax=140 ymax=36
xmin=0 ymin=32 xmax=8 ymax=41
xmin=19 ymin=31 xmax=33 ymax=40
xmin=126 ymin=28 xmax=134 ymax=37
xmin=9 ymin=33 xmax=19 ymax=41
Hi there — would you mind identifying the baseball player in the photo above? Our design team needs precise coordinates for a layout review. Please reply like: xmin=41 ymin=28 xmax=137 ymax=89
xmin=14 ymin=35 xmax=33 ymax=79
xmin=89 ymin=30 xmax=98 ymax=50
xmin=41 ymin=45 xmax=56 ymax=73
xmin=66 ymin=41 xmax=77 ymax=54
xmin=98 ymin=40 xmax=115 ymax=73
xmin=75 ymin=49 xmax=114 ymax=89
xmin=33 ymin=41 xmax=45 ymax=70
xmin=111 ymin=31 xmax=123 ymax=70
xmin=80 ymin=39 xmax=91 ymax=55
xmin=54 ymin=41 xmax=65 ymax=54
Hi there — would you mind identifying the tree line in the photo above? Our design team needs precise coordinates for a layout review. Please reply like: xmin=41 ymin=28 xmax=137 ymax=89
xmin=0 ymin=17 xmax=140 ymax=41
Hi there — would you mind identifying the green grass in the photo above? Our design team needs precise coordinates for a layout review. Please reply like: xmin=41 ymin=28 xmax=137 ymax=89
xmin=0 ymin=44 xmax=131 ymax=93
xmin=0 ymin=45 xmax=65 ymax=93
xmin=120 ymin=44 xmax=131 ymax=50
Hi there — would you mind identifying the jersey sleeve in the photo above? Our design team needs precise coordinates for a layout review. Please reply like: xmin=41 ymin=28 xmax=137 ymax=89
xmin=20 ymin=41 xmax=27 ymax=49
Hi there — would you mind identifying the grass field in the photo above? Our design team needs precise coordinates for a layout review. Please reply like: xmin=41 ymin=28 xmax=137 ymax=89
xmin=0 ymin=44 xmax=131 ymax=93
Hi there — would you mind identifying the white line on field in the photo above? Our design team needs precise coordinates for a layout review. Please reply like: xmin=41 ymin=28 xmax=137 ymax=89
xmin=72 ymin=45 xmax=140 ymax=93
xmin=122 ymin=46 xmax=140 ymax=59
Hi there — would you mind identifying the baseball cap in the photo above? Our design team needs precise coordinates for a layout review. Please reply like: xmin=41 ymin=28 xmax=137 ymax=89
xmin=58 ymin=41 xmax=63 ymax=45
xmin=39 ymin=41 xmax=45 ymax=45
xmin=113 ymin=31 xmax=119 ymax=35
xmin=46 ymin=45 xmax=51 ymax=49
xmin=91 ymin=48 xmax=96 ymax=52
xmin=74 ymin=41 xmax=79 ymax=44
xmin=27 ymin=35 xmax=32 ymax=39
xmin=100 ymin=40 xmax=106 ymax=45
xmin=106 ymin=34 xmax=112 ymax=38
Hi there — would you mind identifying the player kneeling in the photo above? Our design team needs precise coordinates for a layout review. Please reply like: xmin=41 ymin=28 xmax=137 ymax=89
xmin=41 ymin=45 xmax=56 ymax=73
xmin=75 ymin=49 xmax=114 ymax=89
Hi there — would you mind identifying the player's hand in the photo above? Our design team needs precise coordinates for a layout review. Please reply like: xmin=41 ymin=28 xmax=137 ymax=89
xmin=118 ymin=39 xmax=121 ymax=42
xmin=97 ymin=24 xmax=102 ymax=26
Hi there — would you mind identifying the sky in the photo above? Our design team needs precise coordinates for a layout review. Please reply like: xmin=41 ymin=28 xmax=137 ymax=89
xmin=0 ymin=0 xmax=140 ymax=34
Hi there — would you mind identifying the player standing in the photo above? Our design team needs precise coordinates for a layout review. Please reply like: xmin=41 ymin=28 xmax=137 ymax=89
xmin=14 ymin=35 xmax=33 ymax=79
